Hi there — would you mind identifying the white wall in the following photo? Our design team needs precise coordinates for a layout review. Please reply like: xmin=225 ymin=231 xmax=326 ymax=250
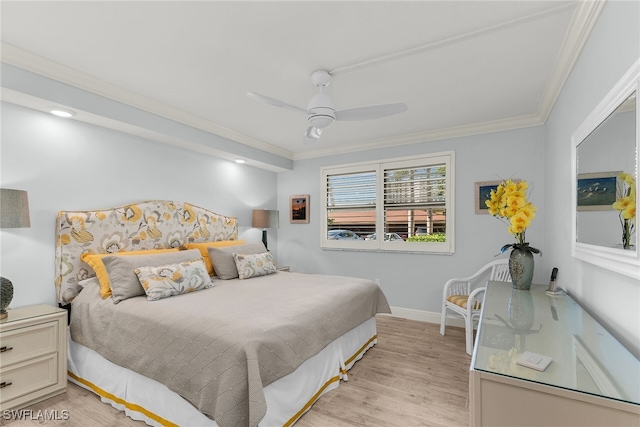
xmin=0 ymin=102 xmax=278 ymax=308
xmin=543 ymin=0 xmax=640 ymax=356
xmin=276 ymin=126 xmax=546 ymax=320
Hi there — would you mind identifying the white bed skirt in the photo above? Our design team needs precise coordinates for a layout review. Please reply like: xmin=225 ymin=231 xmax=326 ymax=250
xmin=67 ymin=317 xmax=378 ymax=427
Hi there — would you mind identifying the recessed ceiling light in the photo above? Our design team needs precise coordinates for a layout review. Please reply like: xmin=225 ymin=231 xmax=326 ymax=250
xmin=47 ymin=107 xmax=76 ymax=118
xmin=235 ymin=159 xmax=246 ymax=164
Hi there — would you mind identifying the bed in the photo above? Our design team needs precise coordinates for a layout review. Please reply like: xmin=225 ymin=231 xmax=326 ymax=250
xmin=55 ymin=200 xmax=390 ymax=427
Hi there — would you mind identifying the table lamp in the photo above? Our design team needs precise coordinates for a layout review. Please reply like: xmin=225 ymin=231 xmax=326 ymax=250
xmin=0 ymin=189 xmax=31 ymax=319
xmin=252 ymin=209 xmax=278 ymax=250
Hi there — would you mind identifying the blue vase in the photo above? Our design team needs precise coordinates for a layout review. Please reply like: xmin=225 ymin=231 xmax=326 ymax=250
xmin=509 ymin=246 xmax=534 ymax=290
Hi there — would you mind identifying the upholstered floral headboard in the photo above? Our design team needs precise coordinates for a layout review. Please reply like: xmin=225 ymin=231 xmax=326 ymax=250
xmin=55 ymin=200 xmax=238 ymax=304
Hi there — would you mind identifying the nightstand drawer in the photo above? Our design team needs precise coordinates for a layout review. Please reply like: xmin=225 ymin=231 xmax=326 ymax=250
xmin=0 ymin=321 xmax=58 ymax=368
xmin=0 ymin=353 xmax=58 ymax=404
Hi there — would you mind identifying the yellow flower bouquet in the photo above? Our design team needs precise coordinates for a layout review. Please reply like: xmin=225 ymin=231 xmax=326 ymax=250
xmin=612 ymin=172 xmax=636 ymax=249
xmin=485 ymin=179 xmax=540 ymax=289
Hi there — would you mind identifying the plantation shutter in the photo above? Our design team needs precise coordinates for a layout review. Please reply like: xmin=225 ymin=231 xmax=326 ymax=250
xmin=383 ymin=163 xmax=447 ymax=237
xmin=325 ymin=170 xmax=377 ymax=238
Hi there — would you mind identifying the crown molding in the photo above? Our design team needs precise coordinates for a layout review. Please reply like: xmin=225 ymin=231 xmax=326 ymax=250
xmin=330 ymin=2 xmax=576 ymax=76
xmin=537 ymin=0 xmax=606 ymax=123
xmin=0 ymin=42 xmax=293 ymax=161
xmin=293 ymin=113 xmax=544 ymax=161
xmin=1 ymin=0 xmax=599 ymax=165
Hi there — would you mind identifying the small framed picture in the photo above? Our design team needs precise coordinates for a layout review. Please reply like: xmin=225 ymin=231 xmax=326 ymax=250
xmin=475 ymin=180 xmax=506 ymax=215
xmin=577 ymin=171 xmax=621 ymax=211
xmin=290 ymin=194 xmax=310 ymax=224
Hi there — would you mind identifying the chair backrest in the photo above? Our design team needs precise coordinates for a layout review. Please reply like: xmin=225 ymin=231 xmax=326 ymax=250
xmin=489 ymin=259 xmax=511 ymax=282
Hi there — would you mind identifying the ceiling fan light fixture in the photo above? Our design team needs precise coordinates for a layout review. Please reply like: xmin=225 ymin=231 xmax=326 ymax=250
xmin=304 ymin=127 xmax=323 ymax=140
xmin=308 ymin=115 xmax=333 ymax=130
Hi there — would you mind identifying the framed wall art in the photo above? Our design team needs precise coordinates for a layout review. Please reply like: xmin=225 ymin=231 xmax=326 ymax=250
xmin=576 ymin=171 xmax=621 ymax=211
xmin=475 ymin=179 xmax=522 ymax=214
xmin=475 ymin=180 xmax=502 ymax=214
xmin=289 ymin=194 xmax=310 ymax=224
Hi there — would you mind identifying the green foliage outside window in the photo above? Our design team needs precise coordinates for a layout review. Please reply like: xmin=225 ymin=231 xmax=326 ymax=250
xmin=406 ymin=233 xmax=446 ymax=242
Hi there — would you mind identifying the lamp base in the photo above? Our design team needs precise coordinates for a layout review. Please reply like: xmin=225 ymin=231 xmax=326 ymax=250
xmin=0 ymin=277 xmax=13 ymax=319
xmin=262 ymin=230 xmax=268 ymax=250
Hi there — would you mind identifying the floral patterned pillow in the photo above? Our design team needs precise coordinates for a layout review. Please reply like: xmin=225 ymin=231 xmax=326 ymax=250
xmin=233 ymin=252 xmax=277 ymax=279
xmin=134 ymin=257 xmax=213 ymax=301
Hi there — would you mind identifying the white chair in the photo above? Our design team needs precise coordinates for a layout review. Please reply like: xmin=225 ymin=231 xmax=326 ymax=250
xmin=440 ymin=259 xmax=511 ymax=355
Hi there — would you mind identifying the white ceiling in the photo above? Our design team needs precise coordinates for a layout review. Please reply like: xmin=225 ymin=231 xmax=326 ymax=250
xmin=1 ymin=1 xmax=603 ymax=162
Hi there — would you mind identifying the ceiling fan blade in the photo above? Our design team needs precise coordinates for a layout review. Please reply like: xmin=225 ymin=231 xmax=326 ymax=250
xmin=335 ymin=103 xmax=408 ymax=121
xmin=303 ymin=126 xmax=323 ymax=143
xmin=246 ymin=92 xmax=308 ymax=114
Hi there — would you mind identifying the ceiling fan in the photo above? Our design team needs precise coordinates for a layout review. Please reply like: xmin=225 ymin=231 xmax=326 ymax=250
xmin=247 ymin=70 xmax=408 ymax=143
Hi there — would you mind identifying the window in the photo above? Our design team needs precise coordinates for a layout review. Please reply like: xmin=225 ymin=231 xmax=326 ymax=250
xmin=321 ymin=151 xmax=455 ymax=253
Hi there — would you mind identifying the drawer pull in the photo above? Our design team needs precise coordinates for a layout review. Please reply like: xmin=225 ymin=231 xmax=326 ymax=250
xmin=0 ymin=382 xmax=12 ymax=389
xmin=0 ymin=346 xmax=13 ymax=353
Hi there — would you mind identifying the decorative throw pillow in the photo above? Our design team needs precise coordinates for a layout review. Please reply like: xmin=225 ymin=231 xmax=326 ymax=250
xmin=207 ymin=242 xmax=268 ymax=279
xmin=81 ymin=248 xmax=181 ymax=299
xmin=102 ymin=249 xmax=202 ymax=303
xmin=233 ymin=252 xmax=277 ymax=279
xmin=184 ymin=240 xmax=245 ymax=275
xmin=134 ymin=257 xmax=213 ymax=301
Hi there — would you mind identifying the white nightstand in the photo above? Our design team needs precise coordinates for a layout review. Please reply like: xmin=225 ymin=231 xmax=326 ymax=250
xmin=0 ymin=304 xmax=67 ymax=411
xmin=277 ymin=266 xmax=290 ymax=272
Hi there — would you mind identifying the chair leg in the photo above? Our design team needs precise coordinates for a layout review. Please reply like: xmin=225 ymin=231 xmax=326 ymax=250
xmin=440 ymin=302 xmax=447 ymax=336
xmin=465 ymin=314 xmax=473 ymax=356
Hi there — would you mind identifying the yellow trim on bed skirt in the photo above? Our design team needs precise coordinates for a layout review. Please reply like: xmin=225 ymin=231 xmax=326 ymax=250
xmin=68 ymin=371 xmax=178 ymax=427
xmin=346 ymin=334 xmax=377 ymax=367
xmin=284 ymin=333 xmax=378 ymax=426
xmin=283 ymin=375 xmax=340 ymax=427
xmin=68 ymin=333 xmax=378 ymax=427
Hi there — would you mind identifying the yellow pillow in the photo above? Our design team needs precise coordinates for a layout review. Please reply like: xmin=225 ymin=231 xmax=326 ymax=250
xmin=184 ymin=240 xmax=245 ymax=275
xmin=81 ymin=248 xmax=180 ymax=299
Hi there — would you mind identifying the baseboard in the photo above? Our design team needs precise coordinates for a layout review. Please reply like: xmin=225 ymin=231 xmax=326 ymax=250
xmin=381 ymin=306 xmax=465 ymax=329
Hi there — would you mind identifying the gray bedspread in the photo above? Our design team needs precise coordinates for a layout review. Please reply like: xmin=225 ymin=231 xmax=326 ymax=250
xmin=70 ymin=271 xmax=390 ymax=427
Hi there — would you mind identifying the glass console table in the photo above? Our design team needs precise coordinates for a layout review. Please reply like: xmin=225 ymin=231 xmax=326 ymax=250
xmin=470 ymin=281 xmax=639 ymax=426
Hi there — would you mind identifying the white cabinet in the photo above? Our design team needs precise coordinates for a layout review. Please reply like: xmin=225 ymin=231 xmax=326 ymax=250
xmin=470 ymin=282 xmax=639 ymax=426
xmin=0 ymin=305 xmax=67 ymax=410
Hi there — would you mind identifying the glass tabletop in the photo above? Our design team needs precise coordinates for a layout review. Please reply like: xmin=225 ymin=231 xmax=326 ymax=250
xmin=473 ymin=281 xmax=640 ymax=406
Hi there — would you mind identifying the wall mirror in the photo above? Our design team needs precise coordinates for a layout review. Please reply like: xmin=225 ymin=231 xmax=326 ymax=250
xmin=571 ymin=59 xmax=639 ymax=279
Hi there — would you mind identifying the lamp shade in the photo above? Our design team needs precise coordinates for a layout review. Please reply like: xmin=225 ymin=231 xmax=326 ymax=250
xmin=0 ymin=189 xmax=31 ymax=228
xmin=252 ymin=209 xmax=278 ymax=228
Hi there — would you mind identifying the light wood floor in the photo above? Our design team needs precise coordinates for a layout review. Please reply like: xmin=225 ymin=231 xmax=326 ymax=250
xmin=1 ymin=316 xmax=471 ymax=427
